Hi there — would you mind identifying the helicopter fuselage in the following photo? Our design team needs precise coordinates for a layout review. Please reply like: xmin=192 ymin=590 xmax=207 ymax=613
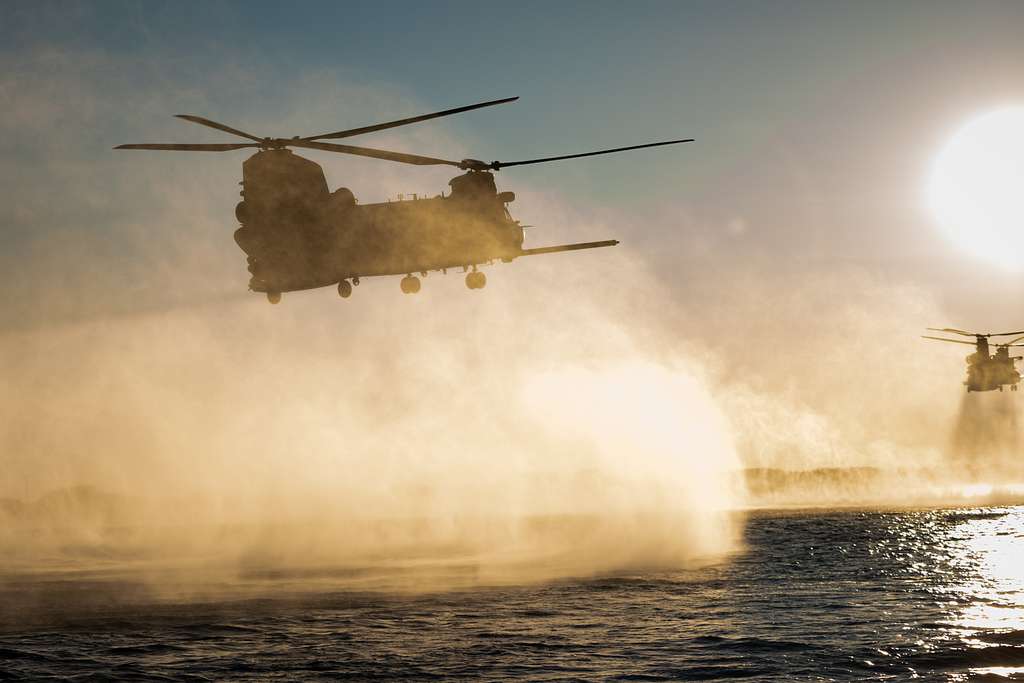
xmin=115 ymin=98 xmax=682 ymax=299
xmin=964 ymin=346 xmax=1022 ymax=392
xmin=232 ymin=150 xmax=525 ymax=294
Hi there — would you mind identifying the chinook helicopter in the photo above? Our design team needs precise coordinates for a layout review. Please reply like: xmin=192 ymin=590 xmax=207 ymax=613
xmin=116 ymin=97 xmax=692 ymax=302
xmin=923 ymin=328 xmax=1024 ymax=392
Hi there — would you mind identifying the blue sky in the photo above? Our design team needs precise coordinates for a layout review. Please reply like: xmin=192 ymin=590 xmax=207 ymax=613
xmin=7 ymin=1 xmax=1021 ymax=209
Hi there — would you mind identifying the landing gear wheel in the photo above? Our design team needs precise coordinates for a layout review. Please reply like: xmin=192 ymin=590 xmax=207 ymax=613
xmin=267 ymin=291 xmax=281 ymax=304
xmin=400 ymin=275 xmax=421 ymax=294
xmin=352 ymin=276 xmax=360 ymax=286
xmin=465 ymin=271 xmax=486 ymax=290
xmin=337 ymin=280 xmax=353 ymax=298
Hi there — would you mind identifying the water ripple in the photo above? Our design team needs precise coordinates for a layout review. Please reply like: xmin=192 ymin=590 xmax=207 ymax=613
xmin=2 ymin=506 xmax=1024 ymax=680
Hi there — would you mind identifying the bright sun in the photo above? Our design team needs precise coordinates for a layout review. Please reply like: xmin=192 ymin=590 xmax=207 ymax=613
xmin=928 ymin=107 xmax=1024 ymax=271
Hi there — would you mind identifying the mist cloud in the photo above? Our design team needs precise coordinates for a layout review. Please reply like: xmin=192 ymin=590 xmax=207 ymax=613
xmin=4 ymin=40 xmax=1021 ymax=603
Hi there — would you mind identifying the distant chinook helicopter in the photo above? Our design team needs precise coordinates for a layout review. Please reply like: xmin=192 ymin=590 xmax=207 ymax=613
xmin=923 ymin=328 xmax=1024 ymax=392
xmin=116 ymin=97 xmax=692 ymax=302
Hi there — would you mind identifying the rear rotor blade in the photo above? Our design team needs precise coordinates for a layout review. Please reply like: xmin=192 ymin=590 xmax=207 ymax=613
xmin=114 ymin=143 xmax=261 ymax=151
xmin=926 ymin=327 xmax=1024 ymax=338
xmin=288 ymin=139 xmax=463 ymax=167
xmin=926 ymin=328 xmax=980 ymax=337
xmin=489 ymin=138 xmax=694 ymax=170
xmin=922 ymin=335 xmax=977 ymax=346
xmin=303 ymin=96 xmax=519 ymax=141
xmin=174 ymin=115 xmax=264 ymax=142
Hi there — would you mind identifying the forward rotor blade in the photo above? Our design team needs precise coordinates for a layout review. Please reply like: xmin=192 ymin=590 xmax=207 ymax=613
xmin=114 ymin=143 xmax=261 ymax=151
xmin=926 ymin=328 xmax=979 ymax=337
xmin=1003 ymin=336 xmax=1024 ymax=346
xmin=303 ymin=96 xmax=519 ymax=141
xmin=490 ymin=138 xmax=694 ymax=170
xmin=288 ymin=139 xmax=463 ymax=167
xmin=174 ymin=115 xmax=264 ymax=142
xmin=922 ymin=335 xmax=977 ymax=346
xmin=926 ymin=327 xmax=1024 ymax=338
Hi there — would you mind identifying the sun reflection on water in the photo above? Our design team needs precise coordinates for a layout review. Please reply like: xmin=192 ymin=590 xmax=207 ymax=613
xmin=941 ymin=507 xmax=1024 ymax=679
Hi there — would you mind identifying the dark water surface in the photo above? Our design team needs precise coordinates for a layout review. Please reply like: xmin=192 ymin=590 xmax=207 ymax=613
xmin=3 ymin=507 xmax=1024 ymax=681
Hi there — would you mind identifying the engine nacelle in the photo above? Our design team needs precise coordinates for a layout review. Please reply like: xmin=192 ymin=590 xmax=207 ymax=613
xmin=330 ymin=187 xmax=356 ymax=207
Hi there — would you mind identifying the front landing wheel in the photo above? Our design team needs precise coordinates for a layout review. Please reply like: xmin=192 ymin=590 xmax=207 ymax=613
xmin=267 ymin=291 xmax=282 ymax=304
xmin=465 ymin=271 xmax=487 ymax=290
xmin=400 ymin=275 xmax=421 ymax=294
xmin=338 ymin=280 xmax=353 ymax=298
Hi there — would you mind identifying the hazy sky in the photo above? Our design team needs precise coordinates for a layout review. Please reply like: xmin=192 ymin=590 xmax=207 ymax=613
xmin=2 ymin=1 xmax=1024 ymax=482
xmin=4 ymin=0 xmax=1023 ymax=328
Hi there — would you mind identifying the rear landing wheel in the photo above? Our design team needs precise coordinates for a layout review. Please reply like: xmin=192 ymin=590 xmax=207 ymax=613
xmin=465 ymin=271 xmax=486 ymax=290
xmin=267 ymin=291 xmax=281 ymax=304
xmin=400 ymin=275 xmax=421 ymax=294
xmin=337 ymin=280 xmax=352 ymax=298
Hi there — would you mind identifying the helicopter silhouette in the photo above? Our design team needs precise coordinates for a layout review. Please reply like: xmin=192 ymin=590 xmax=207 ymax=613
xmin=923 ymin=328 xmax=1024 ymax=392
xmin=116 ymin=97 xmax=692 ymax=302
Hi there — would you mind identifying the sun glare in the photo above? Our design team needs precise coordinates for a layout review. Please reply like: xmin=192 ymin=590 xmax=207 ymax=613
xmin=928 ymin=107 xmax=1024 ymax=271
